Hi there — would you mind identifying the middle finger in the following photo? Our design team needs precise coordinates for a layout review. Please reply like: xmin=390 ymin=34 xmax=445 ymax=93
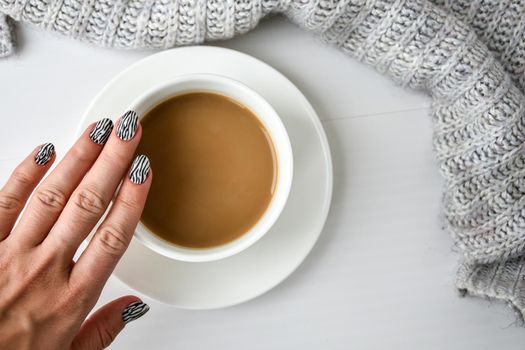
xmin=45 ymin=111 xmax=141 ymax=262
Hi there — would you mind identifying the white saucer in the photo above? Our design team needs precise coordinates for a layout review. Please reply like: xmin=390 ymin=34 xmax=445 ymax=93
xmin=78 ymin=46 xmax=333 ymax=309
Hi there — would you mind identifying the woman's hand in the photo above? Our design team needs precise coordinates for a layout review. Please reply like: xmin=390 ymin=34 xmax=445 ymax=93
xmin=0 ymin=112 xmax=152 ymax=350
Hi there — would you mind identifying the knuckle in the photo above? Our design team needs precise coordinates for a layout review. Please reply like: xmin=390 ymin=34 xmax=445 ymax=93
xmin=35 ymin=186 xmax=67 ymax=210
xmin=11 ymin=169 xmax=34 ymax=187
xmin=97 ymin=225 xmax=129 ymax=257
xmin=117 ymin=194 xmax=140 ymax=212
xmin=70 ymin=145 xmax=93 ymax=164
xmin=102 ymin=148 xmax=128 ymax=167
xmin=0 ymin=192 xmax=22 ymax=213
xmin=73 ymin=188 xmax=106 ymax=216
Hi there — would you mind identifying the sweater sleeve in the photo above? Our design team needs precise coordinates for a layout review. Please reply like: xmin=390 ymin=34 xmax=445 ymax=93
xmin=0 ymin=14 xmax=14 ymax=57
xmin=0 ymin=0 xmax=282 ymax=51
xmin=285 ymin=0 xmax=525 ymax=317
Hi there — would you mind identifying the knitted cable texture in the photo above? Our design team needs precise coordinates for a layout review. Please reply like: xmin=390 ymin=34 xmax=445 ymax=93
xmin=0 ymin=14 xmax=14 ymax=57
xmin=2 ymin=0 xmax=525 ymax=320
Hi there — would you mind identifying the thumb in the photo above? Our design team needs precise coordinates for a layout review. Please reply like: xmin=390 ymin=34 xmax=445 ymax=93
xmin=71 ymin=296 xmax=150 ymax=350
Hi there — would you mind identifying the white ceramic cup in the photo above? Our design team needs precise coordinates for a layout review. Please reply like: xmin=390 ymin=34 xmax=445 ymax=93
xmin=129 ymin=74 xmax=293 ymax=262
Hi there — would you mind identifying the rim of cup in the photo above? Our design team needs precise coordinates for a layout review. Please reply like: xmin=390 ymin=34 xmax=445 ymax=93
xmin=129 ymin=74 xmax=293 ymax=262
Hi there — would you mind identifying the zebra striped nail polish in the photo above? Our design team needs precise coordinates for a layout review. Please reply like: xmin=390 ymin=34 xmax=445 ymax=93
xmin=35 ymin=143 xmax=55 ymax=165
xmin=129 ymin=155 xmax=150 ymax=184
xmin=122 ymin=301 xmax=150 ymax=325
xmin=89 ymin=118 xmax=113 ymax=145
xmin=117 ymin=110 xmax=138 ymax=141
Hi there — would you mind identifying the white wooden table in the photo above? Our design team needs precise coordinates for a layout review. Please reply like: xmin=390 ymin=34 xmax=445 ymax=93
xmin=1 ymin=16 xmax=525 ymax=349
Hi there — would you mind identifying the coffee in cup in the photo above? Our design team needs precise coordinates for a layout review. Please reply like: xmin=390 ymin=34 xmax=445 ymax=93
xmin=136 ymin=91 xmax=277 ymax=249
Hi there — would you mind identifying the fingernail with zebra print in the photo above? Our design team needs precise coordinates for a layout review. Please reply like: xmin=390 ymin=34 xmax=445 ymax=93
xmin=129 ymin=155 xmax=150 ymax=185
xmin=122 ymin=301 xmax=150 ymax=325
xmin=35 ymin=143 xmax=55 ymax=166
xmin=89 ymin=118 xmax=113 ymax=145
xmin=117 ymin=110 xmax=139 ymax=141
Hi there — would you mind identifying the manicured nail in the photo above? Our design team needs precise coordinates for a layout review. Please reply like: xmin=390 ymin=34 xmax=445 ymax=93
xmin=35 ymin=143 xmax=55 ymax=165
xmin=129 ymin=155 xmax=150 ymax=184
xmin=89 ymin=118 xmax=113 ymax=145
xmin=117 ymin=110 xmax=138 ymax=141
xmin=122 ymin=301 xmax=150 ymax=325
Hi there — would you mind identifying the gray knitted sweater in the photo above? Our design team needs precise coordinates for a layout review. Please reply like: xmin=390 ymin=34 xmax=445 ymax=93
xmin=2 ymin=0 xmax=525 ymax=320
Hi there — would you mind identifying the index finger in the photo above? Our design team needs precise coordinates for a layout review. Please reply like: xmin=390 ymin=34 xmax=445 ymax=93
xmin=70 ymin=155 xmax=151 ymax=292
